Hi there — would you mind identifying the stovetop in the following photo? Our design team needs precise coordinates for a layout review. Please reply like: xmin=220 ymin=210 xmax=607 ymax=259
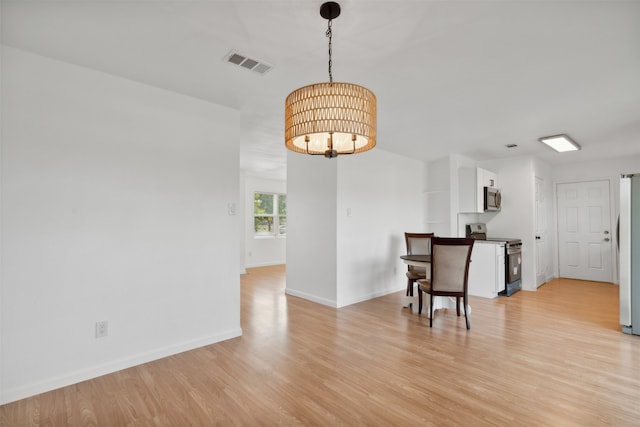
xmin=466 ymin=223 xmax=521 ymax=246
xmin=485 ymin=237 xmax=522 ymax=244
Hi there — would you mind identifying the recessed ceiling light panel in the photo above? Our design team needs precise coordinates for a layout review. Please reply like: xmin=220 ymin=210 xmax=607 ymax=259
xmin=538 ymin=134 xmax=580 ymax=152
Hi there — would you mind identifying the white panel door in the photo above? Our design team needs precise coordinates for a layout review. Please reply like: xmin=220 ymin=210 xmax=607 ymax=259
xmin=557 ymin=180 xmax=612 ymax=282
xmin=535 ymin=177 xmax=546 ymax=287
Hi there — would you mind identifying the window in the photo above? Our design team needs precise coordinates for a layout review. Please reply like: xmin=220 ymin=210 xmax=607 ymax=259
xmin=254 ymin=193 xmax=286 ymax=237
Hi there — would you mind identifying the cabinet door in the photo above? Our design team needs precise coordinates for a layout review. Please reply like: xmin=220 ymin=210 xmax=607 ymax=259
xmin=481 ymin=169 xmax=498 ymax=188
xmin=496 ymin=252 xmax=505 ymax=293
xmin=475 ymin=169 xmax=484 ymax=212
xmin=458 ymin=167 xmax=499 ymax=213
xmin=468 ymin=243 xmax=500 ymax=298
xmin=459 ymin=168 xmax=481 ymax=213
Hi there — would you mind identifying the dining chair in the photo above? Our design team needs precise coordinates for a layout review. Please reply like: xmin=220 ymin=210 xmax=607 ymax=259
xmin=417 ymin=237 xmax=475 ymax=329
xmin=404 ymin=232 xmax=435 ymax=302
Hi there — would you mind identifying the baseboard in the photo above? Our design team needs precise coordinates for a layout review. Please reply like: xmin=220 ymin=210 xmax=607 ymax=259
xmin=337 ymin=286 xmax=405 ymax=308
xmin=284 ymin=286 xmax=405 ymax=309
xmin=285 ymin=288 xmax=337 ymax=308
xmin=246 ymin=261 xmax=286 ymax=268
xmin=0 ymin=327 xmax=243 ymax=405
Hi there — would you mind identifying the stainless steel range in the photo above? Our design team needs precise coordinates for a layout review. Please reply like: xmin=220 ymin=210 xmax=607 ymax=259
xmin=466 ymin=223 xmax=522 ymax=296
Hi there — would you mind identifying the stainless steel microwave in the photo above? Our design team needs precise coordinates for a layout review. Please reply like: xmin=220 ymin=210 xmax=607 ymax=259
xmin=484 ymin=186 xmax=502 ymax=211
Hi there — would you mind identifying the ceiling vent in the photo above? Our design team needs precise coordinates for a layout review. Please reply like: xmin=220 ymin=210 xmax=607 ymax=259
xmin=224 ymin=51 xmax=272 ymax=75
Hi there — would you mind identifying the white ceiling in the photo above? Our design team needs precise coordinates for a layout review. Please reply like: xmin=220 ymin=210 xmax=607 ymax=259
xmin=3 ymin=1 xmax=639 ymax=180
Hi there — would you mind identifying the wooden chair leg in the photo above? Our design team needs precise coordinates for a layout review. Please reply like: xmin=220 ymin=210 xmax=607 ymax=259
xmin=456 ymin=297 xmax=461 ymax=316
xmin=464 ymin=294 xmax=470 ymax=330
xmin=429 ymin=293 xmax=434 ymax=328
xmin=418 ymin=286 xmax=423 ymax=314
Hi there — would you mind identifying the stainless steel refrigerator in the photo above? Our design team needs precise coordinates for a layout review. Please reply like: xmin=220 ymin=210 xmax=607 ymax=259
xmin=620 ymin=173 xmax=640 ymax=335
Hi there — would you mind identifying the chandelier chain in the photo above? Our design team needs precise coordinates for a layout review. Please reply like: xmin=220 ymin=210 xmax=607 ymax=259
xmin=326 ymin=18 xmax=333 ymax=84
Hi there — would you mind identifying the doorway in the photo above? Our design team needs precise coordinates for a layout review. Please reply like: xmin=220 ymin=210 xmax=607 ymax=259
xmin=556 ymin=180 xmax=613 ymax=282
xmin=535 ymin=176 xmax=547 ymax=287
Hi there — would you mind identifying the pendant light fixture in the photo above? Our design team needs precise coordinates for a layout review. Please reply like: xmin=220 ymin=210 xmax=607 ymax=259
xmin=285 ymin=2 xmax=377 ymax=158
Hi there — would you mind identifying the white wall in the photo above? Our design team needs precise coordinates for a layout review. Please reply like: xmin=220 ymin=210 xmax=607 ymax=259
xmin=424 ymin=157 xmax=452 ymax=236
xmin=0 ymin=47 xmax=241 ymax=403
xmin=336 ymin=150 xmax=423 ymax=307
xmin=238 ymin=172 xmax=247 ymax=274
xmin=479 ymin=157 xmax=537 ymax=291
xmin=450 ymin=154 xmax=480 ymax=237
xmin=286 ymin=149 xmax=423 ymax=308
xmin=0 ymin=39 xmax=4 ymax=406
xmin=243 ymin=175 xmax=286 ymax=268
xmin=286 ymin=152 xmax=338 ymax=306
xmin=551 ymin=156 xmax=640 ymax=183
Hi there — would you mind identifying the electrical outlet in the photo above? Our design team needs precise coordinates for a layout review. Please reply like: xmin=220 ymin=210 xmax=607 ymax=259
xmin=95 ymin=321 xmax=108 ymax=338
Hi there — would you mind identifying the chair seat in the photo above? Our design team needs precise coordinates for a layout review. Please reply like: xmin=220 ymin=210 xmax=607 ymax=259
xmin=406 ymin=271 xmax=426 ymax=280
xmin=421 ymin=282 xmax=462 ymax=294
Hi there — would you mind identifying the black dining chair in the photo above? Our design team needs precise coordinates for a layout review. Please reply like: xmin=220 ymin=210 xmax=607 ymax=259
xmin=418 ymin=237 xmax=475 ymax=329
xmin=404 ymin=232 xmax=434 ymax=303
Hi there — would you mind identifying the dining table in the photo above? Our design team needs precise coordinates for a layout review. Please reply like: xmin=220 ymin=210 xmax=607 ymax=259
xmin=400 ymin=254 xmax=470 ymax=317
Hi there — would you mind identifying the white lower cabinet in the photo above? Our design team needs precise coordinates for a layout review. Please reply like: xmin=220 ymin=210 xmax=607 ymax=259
xmin=468 ymin=241 xmax=505 ymax=298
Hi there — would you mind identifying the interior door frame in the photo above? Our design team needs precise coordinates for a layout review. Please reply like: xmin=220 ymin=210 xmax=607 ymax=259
xmin=553 ymin=177 xmax=616 ymax=283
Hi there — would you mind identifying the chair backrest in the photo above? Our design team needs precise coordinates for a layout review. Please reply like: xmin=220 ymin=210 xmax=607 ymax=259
xmin=430 ymin=237 xmax=475 ymax=293
xmin=404 ymin=232 xmax=435 ymax=273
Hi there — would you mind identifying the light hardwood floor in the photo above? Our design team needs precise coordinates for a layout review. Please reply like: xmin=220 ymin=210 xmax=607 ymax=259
xmin=2 ymin=265 xmax=640 ymax=426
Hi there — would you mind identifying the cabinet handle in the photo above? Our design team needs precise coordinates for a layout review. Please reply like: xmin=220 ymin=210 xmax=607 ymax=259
xmin=604 ymin=238 xmax=610 ymax=242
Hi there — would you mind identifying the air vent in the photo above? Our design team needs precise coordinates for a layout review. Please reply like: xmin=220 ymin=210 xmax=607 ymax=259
xmin=224 ymin=51 xmax=272 ymax=75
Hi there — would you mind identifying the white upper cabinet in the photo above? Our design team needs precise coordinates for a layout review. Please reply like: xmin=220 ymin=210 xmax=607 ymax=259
xmin=482 ymin=169 xmax=498 ymax=189
xmin=459 ymin=167 xmax=499 ymax=213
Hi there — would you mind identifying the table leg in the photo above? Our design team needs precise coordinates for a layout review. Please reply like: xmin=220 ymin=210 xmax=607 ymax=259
xmin=403 ymin=295 xmax=418 ymax=308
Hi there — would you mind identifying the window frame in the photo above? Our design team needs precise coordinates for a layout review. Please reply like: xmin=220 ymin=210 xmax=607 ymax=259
xmin=253 ymin=192 xmax=286 ymax=238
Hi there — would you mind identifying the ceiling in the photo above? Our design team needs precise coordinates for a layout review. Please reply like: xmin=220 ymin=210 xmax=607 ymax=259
xmin=2 ymin=1 xmax=639 ymax=180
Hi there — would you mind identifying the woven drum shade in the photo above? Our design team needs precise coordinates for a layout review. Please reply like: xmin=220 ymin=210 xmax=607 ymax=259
xmin=285 ymin=82 xmax=376 ymax=156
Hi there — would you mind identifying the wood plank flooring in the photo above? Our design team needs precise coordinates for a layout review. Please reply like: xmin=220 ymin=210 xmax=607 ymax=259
xmin=2 ymin=265 xmax=640 ymax=426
